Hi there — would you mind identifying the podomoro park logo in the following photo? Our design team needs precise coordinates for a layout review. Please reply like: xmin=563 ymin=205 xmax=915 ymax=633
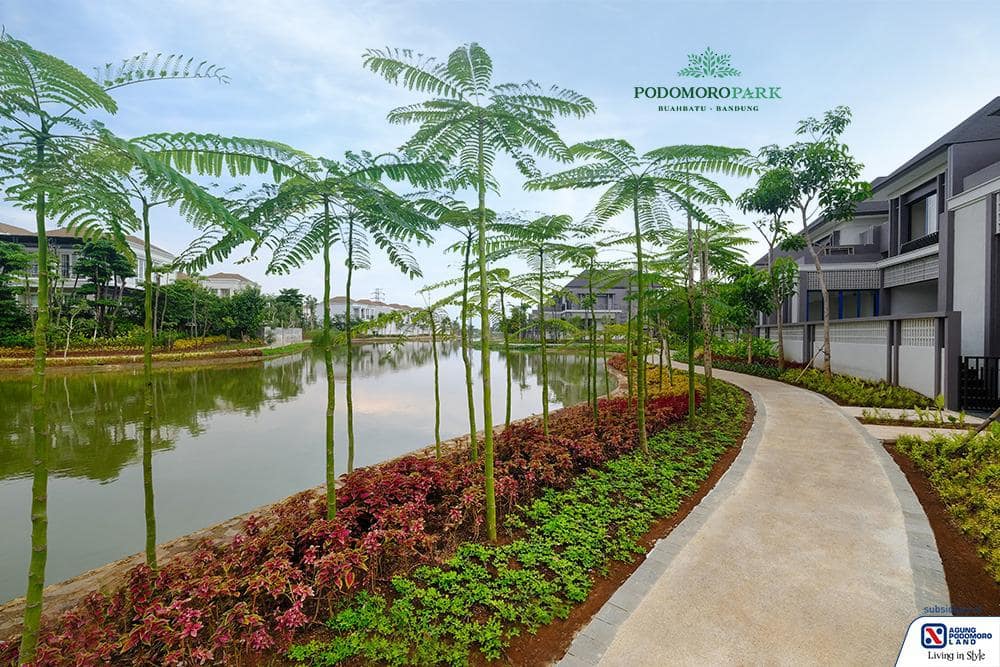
xmin=634 ymin=47 xmax=781 ymax=113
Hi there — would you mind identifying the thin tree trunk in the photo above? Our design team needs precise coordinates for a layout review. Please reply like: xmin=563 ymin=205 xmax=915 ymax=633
xmin=657 ymin=314 xmax=664 ymax=391
xmin=625 ymin=281 xmax=633 ymax=404
xmin=588 ymin=267 xmax=598 ymax=422
xmin=141 ymin=203 xmax=157 ymax=570
xmin=632 ymin=195 xmax=648 ymax=454
xmin=20 ymin=145 xmax=49 ymax=665
xmin=768 ymin=238 xmax=786 ymax=371
xmin=603 ymin=326 xmax=611 ymax=397
xmin=460 ymin=235 xmax=477 ymax=461
xmin=685 ymin=206 xmax=696 ymax=424
xmin=802 ymin=207 xmax=832 ymax=378
xmin=475 ymin=119 xmax=497 ymax=543
xmin=429 ymin=311 xmax=441 ymax=457
xmin=500 ymin=288 xmax=511 ymax=428
xmin=345 ymin=218 xmax=356 ymax=474
xmin=537 ymin=252 xmax=550 ymax=436
xmin=665 ymin=321 xmax=674 ymax=382
xmin=699 ymin=222 xmax=713 ymax=407
xmin=322 ymin=202 xmax=336 ymax=520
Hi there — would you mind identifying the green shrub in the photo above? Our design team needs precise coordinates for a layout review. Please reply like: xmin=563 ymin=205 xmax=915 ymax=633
xmin=288 ymin=381 xmax=748 ymax=666
xmin=711 ymin=336 xmax=775 ymax=360
xmin=896 ymin=430 xmax=1000 ymax=583
xmin=782 ymin=368 xmax=932 ymax=408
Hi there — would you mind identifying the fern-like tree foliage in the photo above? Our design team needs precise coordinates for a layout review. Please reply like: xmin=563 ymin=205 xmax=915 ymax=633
xmin=489 ymin=213 xmax=591 ymax=435
xmin=527 ymin=141 xmax=753 ymax=436
xmin=46 ymin=140 xmax=251 ymax=569
xmin=665 ymin=210 xmax=753 ymax=402
xmin=334 ymin=153 xmax=436 ymax=474
xmin=364 ymin=42 xmax=594 ymax=541
xmin=238 ymin=150 xmax=443 ymax=518
xmin=0 ymin=32 xmax=232 ymax=663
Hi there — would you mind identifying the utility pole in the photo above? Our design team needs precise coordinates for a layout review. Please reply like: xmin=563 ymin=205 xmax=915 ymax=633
xmin=371 ymin=287 xmax=385 ymax=302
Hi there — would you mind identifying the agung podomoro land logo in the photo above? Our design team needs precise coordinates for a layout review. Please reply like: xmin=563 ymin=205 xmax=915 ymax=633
xmin=634 ymin=47 xmax=781 ymax=113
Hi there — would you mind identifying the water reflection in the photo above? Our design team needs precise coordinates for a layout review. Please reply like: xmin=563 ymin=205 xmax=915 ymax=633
xmin=0 ymin=343 xmax=604 ymax=601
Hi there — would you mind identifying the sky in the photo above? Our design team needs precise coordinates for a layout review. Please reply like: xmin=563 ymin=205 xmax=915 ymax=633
xmin=2 ymin=0 xmax=999 ymax=306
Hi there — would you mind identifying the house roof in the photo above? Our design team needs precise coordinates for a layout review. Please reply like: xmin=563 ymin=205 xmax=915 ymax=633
xmin=328 ymin=296 xmax=415 ymax=311
xmin=0 ymin=222 xmax=33 ymax=235
xmin=5 ymin=226 xmax=176 ymax=257
xmin=203 ymin=272 xmax=256 ymax=283
xmin=873 ymin=96 xmax=1000 ymax=195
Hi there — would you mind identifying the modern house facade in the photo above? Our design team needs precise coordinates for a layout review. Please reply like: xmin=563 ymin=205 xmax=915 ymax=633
xmin=541 ymin=271 xmax=638 ymax=328
xmin=756 ymin=96 xmax=1000 ymax=409
xmin=0 ymin=224 xmax=178 ymax=306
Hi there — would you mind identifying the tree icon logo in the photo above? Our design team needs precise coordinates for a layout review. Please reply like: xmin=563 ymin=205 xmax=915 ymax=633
xmin=677 ymin=48 xmax=741 ymax=78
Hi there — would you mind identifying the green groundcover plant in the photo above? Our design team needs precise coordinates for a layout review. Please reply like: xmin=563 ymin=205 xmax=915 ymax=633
xmin=675 ymin=349 xmax=931 ymax=408
xmin=288 ymin=379 xmax=747 ymax=666
xmin=896 ymin=430 xmax=1000 ymax=583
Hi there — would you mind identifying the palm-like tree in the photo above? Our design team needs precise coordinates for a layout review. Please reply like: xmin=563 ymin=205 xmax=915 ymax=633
xmin=337 ymin=177 xmax=431 ymax=474
xmin=527 ymin=141 xmax=751 ymax=435
xmin=47 ymin=143 xmax=249 ymax=569
xmin=0 ymin=33 xmax=240 ymax=661
xmin=490 ymin=214 xmax=589 ymax=436
xmin=364 ymin=43 xmax=594 ymax=541
xmin=241 ymin=151 xmax=442 ymax=519
xmin=665 ymin=210 xmax=753 ymax=400
xmin=410 ymin=296 xmax=450 ymax=457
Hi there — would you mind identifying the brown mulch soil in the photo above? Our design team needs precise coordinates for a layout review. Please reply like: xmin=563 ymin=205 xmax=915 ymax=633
xmin=884 ymin=444 xmax=1000 ymax=615
xmin=494 ymin=390 xmax=755 ymax=666
xmin=860 ymin=418 xmax=970 ymax=430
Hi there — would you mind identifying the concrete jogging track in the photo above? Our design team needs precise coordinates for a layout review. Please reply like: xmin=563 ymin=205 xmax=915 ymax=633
xmin=561 ymin=368 xmax=950 ymax=667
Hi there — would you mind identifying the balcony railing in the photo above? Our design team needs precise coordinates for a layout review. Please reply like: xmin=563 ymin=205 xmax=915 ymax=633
xmin=899 ymin=230 xmax=939 ymax=254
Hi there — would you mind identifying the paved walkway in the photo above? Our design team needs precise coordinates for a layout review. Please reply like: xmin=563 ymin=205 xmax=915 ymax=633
xmin=561 ymin=369 xmax=949 ymax=667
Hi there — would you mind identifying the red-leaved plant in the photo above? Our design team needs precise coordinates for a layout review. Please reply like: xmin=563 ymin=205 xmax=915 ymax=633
xmin=0 ymin=358 xmax=692 ymax=665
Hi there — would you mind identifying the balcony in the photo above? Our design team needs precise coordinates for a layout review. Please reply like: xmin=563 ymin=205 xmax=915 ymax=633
xmin=899 ymin=230 xmax=939 ymax=255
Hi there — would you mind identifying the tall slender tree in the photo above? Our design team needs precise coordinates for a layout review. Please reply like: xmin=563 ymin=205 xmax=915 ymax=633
xmin=365 ymin=43 xmax=594 ymax=540
xmin=757 ymin=107 xmax=870 ymax=378
xmin=338 ymin=188 xmax=430 ymax=472
xmin=528 ymin=142 xmax=752 ymax=432
xmin=235 ymin=151 xmax=442 ymax=519
xmin=0 ymin=34 xmax=237 ymax=662
xmin=50 ymin=141 xmax=251 ymax=568
xmin=490 ymin=213 xmax=588 ymax=435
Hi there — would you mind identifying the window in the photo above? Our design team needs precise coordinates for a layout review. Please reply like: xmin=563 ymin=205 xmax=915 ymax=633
xmin=907 ymin=193 xmax=937 ymax=241
xmin=807 ymin=289 xmax=879 ymax=320
xmin=60 ymin=254 xmax=70 ymax=278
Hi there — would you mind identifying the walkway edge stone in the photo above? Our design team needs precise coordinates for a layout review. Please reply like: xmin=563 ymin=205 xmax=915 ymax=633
xmin=560 ymin=385 xmax=769 ymax=665
xmin=810 ymin=390 xmax=951 ymax=615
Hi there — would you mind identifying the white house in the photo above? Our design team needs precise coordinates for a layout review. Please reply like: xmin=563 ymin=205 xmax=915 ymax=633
xmin=326 ymin=297 xmax=428 ymax=336
xmin=198 ymin=272 xmax=259 ymax=297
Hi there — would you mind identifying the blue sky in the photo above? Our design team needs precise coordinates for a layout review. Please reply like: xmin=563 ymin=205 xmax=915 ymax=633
xmin=3 ymin=0 xmax=999 ymax=305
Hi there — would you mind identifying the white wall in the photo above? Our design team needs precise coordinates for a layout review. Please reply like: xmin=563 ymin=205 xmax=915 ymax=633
xmin=952 ymin=198 xmax=987 ymax=356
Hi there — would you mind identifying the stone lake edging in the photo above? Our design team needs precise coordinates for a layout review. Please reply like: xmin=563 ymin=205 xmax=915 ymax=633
xmin=0 ymin=363 xmax=628 ymax=639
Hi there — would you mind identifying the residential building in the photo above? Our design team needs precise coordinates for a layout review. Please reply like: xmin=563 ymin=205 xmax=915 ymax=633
xmin=0 ymin=224 xmax=177 ymax=306
xmin=326 ymin=297 xmax=428 ymax=336
xmin=756 ymin=96 xmax=1000 ymax=409
xmin=540 ymin=271 xmax=638 ymax=328
xmin=199 ymin=272 xmax=259 ymax=297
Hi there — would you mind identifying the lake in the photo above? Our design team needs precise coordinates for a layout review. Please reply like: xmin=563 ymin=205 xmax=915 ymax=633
xmin=0 ymin=342 xmax=605 ymax=602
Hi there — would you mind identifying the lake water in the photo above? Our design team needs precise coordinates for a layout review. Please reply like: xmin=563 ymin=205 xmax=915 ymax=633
xmin=0 ymin=342 xmax=604 ymax=602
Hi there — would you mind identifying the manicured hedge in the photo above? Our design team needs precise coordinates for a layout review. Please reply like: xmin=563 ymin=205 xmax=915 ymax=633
xmin=896 ymin=430 xmax=1000 ymax=583
xmin=0 ymin=365 xmax=696 ymax=666
xmin=675 ymin=352 xmax=932 ymax=408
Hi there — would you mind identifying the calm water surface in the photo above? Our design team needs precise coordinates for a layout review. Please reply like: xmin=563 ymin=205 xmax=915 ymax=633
xmin=0 ymin=342 xmax=604 ymax=602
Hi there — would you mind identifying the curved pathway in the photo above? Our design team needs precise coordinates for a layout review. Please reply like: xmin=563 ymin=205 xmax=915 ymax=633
xmin=561 ymin=369 xmax=949 ymax=667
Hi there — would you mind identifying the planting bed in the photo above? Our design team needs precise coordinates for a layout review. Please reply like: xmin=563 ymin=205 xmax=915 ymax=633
xmin=0 ymin=358 xmax=751 ymax=666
